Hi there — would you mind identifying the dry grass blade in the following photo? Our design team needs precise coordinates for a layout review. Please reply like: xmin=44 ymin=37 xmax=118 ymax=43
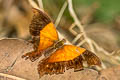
xmin=38 ymin=0 xmax=44 ymax=9
xmin=55 ymin=1 xmax=67 ymax=27
xmin=28 ymin=0 xmax=40 ymax=9
xmin=67 ymin=0 xmax=95 ymax=52
xmin=0 ymin=73 xmax=26 ymax=80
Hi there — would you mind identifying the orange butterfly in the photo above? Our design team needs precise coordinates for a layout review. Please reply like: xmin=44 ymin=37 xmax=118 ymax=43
xmin=22 ymin=8 xmax=101 ymax=78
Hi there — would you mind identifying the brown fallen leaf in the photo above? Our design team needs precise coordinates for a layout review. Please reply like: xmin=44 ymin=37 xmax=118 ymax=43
xmin=0 ymin=38 xmax=120 ymax=80
xmin=0 ymin=38 xmax=39 ymax=80
xmin=97 ymin=66 xmax=120 ymax=80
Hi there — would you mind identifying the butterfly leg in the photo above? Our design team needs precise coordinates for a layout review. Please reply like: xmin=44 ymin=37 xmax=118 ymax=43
xmin=22 ymin=36 xmax=41 ymax=62
xmin=22 ymin=50 xmax=42 ymax=62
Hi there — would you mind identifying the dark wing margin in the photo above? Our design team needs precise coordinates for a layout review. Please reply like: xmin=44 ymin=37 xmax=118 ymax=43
xmin=29 ymin=8 xmax=52 ymax=50
xmin=29 ymin=8 xmax=51 ymax=36
xmin=82 ymin=50 xmax=101 ymax=67
xmin=22 ymin=8 xmax=53 ymax=61
xmin=38 ymin=55 xmax=84 ymax=78
xmin=37 ymin=49 xmax=101 ymax=78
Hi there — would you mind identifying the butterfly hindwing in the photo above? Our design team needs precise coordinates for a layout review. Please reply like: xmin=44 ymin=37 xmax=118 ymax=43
xmin=38 ymin=45 xmax=84 ymax=77
xmin=38 ymin=45 xmax=101 ymax=77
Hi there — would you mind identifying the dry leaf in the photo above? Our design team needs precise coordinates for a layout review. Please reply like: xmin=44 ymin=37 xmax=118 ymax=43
xmin=0 ymin=38 xmax=120 ymax=80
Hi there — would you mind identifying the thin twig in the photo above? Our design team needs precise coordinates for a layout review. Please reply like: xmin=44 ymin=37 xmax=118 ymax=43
xmin=76 ymin=39 xmax=86 ymax=46
xmin=67 ymin=0 xmax=85 ymax=34
xmin=0 ymin=73 xmax=26 ymax=80
xmin=87 ymin=38 xmax=95 ymax=53
xmin=28 ymin=0 xmax=40 ymax=9
xmin=55 ymin=1 xmax=67 ymax=27
xmin=69 ymin=22 xmax=77 ymax=35
xmin=91 ymin=39 xmax=110 ymax=55
xmin=72 ymin=33 xmax=83 ymax=44
xmin=38 ymin=0 xmax=44 ymax=9
xmin=91 ymin=39 xmax=120 ymax=62
xmin=67 ymin=0 xmax=95 ymax=52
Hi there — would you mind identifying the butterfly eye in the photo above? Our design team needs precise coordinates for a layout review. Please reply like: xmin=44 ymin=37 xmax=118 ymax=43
xmin=62 ymin=39 xmax=66 ymax=43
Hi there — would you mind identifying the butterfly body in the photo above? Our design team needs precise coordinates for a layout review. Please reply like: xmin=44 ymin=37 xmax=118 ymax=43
xmin=42 ymin=39 xmax=66 ymax=57
xmin=22 ymin=8 xmax=101 ymax=78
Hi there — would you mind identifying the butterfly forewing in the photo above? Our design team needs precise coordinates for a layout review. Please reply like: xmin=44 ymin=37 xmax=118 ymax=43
xmin=22 ymin=8 xmax=59 ymax=61
xmin=39 ymin=22 xmax=59 ymax=51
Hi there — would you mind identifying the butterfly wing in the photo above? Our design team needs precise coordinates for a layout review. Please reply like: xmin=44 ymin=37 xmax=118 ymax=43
xmin=38 ymin=22 xmax=58 ymax=51
xmin=30 ymin=8 xmax=59 ymax=51
xmin=38 ymin=45 xmax=101 ymax=77
xmin=82 ymin=50 xmax=101 ymax=66
xmin=22 ymin=8 xmax=58 ymax=61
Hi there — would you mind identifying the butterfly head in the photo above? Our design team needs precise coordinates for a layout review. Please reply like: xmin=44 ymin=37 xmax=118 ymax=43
xmin=54 ymin=39 xmax=66 ymax=49
xmin=61 ymin=39 xmax=66 ymax=44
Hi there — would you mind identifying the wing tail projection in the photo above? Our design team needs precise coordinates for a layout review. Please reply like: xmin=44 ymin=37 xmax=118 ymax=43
xmin=82 ymin=50 xmax=101 ymax=67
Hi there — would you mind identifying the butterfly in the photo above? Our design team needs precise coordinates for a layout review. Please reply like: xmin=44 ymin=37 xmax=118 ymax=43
xmin=22 ymin=8 xmax=101 ymax=78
